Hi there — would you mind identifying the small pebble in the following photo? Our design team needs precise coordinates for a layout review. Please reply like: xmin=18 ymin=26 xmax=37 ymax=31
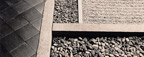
xmin=51 ymin=46 xmax=55 ymax=49
xmin=123 ymin=55 xmax=127 ymax=57
xmin=53 ymin=44 xmax=58 ymax=46
xmin=86 ymin=51 xmax=90 ymax=54
xmin=92 ymin=45 xmax=98 ymax=48
xmin=133 ymin=56 xmax=138 ymax=57
xmin=105 ymin=56 xmax=109 ymax=57
xmin=68 ymin=47 xmax=73 ymax=50
xmin=126 ymin=38 xmax=130 ymax=42
xmin=78 ymin=37 xmax=83 ymax=40
xmin=101 ymin=49 xmax=105 ymax=52
xmin=102 ymin=43 xmax=105 ymax=46
xmin=74 ymin=39 xmax=78 ymax=42
xmin=115 ymin=47 xmax=119 ymax=50
xmin=122 ymin=38 xmax=125 ymax=42
xmin=109 ymin=54 xmax=114 ymax=57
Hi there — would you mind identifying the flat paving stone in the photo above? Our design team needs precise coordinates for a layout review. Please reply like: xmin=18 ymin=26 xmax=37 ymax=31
xmin=7 ymin=15 xmax=29 ymax=31
xmin=10 ymin=43 xmax=35 ymax=57
xmin=16 ymin=24 xmax=39 ymax=41
xmin=0 ymin=33 xmax=24 ymax=52
xmin=0 ymin=7 xmax=18 ymax=22
xmin=12 ymin=0 xmax=32 ymax=14
xmin=0 ymin=23 xmax=14 ymax=39
xmin=26 ymin=33 xmax=40 ymax=51
xmin=21 ymin=8 xmax=42 ymax=22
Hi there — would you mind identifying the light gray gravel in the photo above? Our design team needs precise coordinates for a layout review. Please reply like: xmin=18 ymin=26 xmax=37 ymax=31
xmin=51 ymin=37 xmax=144 ymax=57
xmin=53 ymin=0 xmax=78 ymax=23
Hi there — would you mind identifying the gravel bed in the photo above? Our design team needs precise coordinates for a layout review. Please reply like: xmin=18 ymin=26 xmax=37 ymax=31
xmin=53 ymin=0 xmax=79 ymax=23
xmin=51 ymin=37 xmax=144 ymax=57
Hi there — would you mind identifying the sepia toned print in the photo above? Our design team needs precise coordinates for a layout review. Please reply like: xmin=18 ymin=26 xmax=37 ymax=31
xmin=36 ymin=0 xmax=144 ymax=57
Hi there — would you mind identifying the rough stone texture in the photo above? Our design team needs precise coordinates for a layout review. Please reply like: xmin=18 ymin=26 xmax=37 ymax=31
xmin=0 ymin=0 xmax=45 ymax=57
xmin=51 ymin=36 xmax=144 ymax=57
xmin=53 ymin=0 xmax=79 ymax=23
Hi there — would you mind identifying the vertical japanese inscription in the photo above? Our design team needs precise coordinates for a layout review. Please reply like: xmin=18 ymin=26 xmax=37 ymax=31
xmin=83 ymin=0 xmax=144 ymax=24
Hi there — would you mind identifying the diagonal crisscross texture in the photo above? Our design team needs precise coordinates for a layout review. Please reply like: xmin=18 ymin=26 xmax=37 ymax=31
xmin=0 ymin=0 xmax=45 ymax=57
